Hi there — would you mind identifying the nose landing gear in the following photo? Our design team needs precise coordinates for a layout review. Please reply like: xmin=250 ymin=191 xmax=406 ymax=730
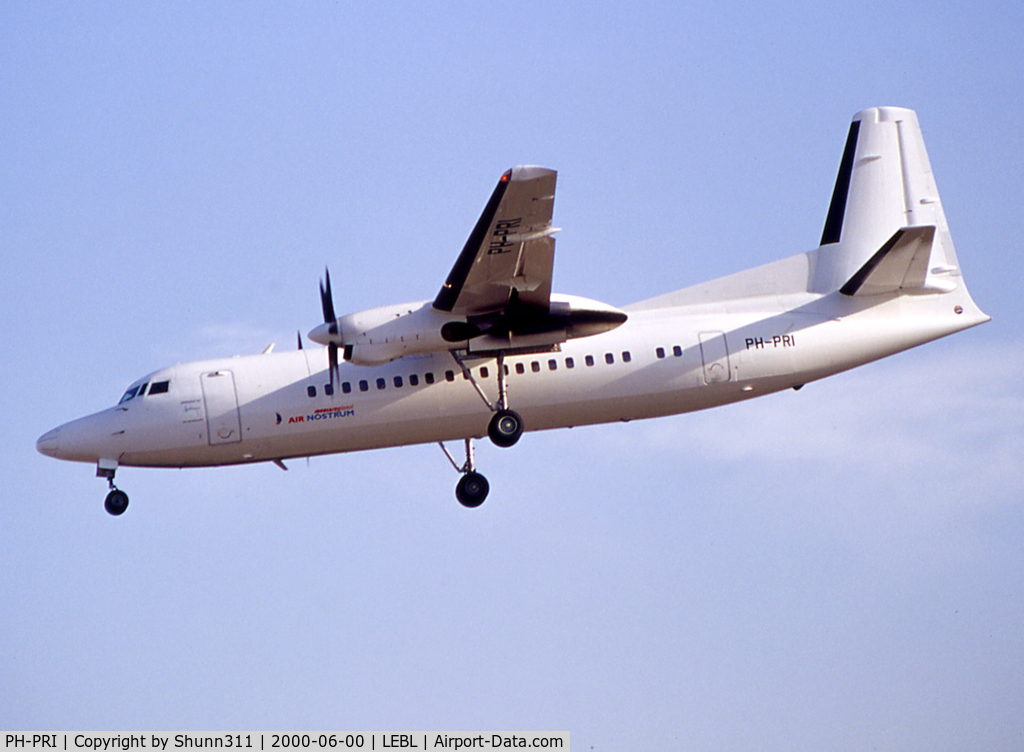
xmin=97 ymin=460 xmax=129 ymax=516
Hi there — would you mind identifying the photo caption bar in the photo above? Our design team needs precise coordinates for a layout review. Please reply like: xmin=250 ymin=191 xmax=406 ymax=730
xmin=1 ymin=734 xmax=569 ymax=752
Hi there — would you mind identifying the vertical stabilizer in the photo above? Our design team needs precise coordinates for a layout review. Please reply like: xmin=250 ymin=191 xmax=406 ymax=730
xmin=813 ymin=107 xmax=961 ymax=294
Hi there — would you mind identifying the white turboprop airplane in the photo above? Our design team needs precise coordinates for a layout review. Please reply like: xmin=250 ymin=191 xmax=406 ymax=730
xmin=37 ymin=107 xmax=989 ymax=515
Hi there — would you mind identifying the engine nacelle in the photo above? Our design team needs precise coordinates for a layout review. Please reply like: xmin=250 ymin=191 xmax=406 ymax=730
xmin=309 ymin=295 xmax=627 ymax=366
xmin=334 ymin=301 xmax=457 ymax=365
xmin=464 ymin=294 xmax=628 ymax=354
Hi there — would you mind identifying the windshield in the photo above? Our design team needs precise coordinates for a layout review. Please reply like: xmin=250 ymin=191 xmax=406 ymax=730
xmin=119 ymin=379 xmax=169 ymax=403
xmin=119 ymin=384 xmax=144 ymax=403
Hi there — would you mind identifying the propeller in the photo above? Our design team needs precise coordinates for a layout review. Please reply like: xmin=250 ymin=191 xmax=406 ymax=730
xmin=318 ymin=268 xmax=341 ymax=390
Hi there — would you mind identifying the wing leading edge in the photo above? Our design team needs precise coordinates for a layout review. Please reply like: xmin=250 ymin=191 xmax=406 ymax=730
xmin=434 ymin=166 xmax=559 ymax=317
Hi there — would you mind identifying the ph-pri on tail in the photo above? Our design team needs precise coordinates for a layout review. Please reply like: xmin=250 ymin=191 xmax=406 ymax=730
xmin=814 ymin=107 xmax=963 ymax=296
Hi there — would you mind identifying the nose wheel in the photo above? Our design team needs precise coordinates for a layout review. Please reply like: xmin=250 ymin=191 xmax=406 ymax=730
xmin=97 ymin=461 xmax=129 ymax=516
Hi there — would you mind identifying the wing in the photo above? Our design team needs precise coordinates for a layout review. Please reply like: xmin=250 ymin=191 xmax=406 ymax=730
xmin=433 ymin=166 xmax=559 ymax=316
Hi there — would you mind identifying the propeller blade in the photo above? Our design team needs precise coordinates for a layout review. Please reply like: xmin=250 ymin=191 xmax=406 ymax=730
xmin=317 ymin=267 xmax=342 ymax=391
xmin=320 ymin=268 xmax=336 ymax=326
xmin=327 ymin=342 xmax=339 ymax=390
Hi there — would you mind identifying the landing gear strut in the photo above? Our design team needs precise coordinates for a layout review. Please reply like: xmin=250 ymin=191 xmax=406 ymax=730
xmin=97 ymin=461 xmax=129 ymax=516
xmin=454 ymin=351 xmax=525 ymax=449
xmin=440 ymin=438 xmax=490 ymax=508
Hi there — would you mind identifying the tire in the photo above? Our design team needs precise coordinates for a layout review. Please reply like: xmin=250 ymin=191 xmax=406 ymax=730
xmin=487 ymin=409 xmax=523 ymax=448
xmin=104 ymin=489 xmax=129 ymax=516
xmin=455 ymin=472 xmax=489 ymax=508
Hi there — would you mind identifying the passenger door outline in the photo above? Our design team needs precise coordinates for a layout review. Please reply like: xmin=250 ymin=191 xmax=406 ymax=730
xmin=698 ymin=332 xmax=732 ymax=384
xmin=200 ymin=370 xmax=242 ymax=445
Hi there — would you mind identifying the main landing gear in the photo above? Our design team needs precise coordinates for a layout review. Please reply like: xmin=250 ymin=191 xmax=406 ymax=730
xmin=97 ymin=461 xmax=129 ymax=516
xmin=440 ymin=438 xmax=490 ymax=508
xmin=454 ymin=351 xmax=525 ymax=450
xmin=440 ymin=352 xmax=526 ymax=507
xmin=488 ymin=408 xmax=523 ymax=448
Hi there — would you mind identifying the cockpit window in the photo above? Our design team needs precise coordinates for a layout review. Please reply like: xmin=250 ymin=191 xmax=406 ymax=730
xmin=119 ymin=379 xmax=169 ymax=403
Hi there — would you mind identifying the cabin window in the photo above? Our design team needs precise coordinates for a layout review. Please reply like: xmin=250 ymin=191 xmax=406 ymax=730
xmin=307 ymin=385 xmax=317 ymax=398
xmin=359 ymin=380 xmax=369 ymax=392
xmin=516 ymin=362 xmax=525 ymax=374
xmin=445 ymin=370 xmax=455 ymax=382
xmin=409 ymin=374 xmax=419 ymax=386
xmin=480 ymin=366 xmax=489 ymax=379
xmin=656 ymin=347 xmax=665 ymax=359
xmin=585 ymin=355 xmax=595 ymax=367
xmin=548 ymin=359 xmax=557 ymax=371
xmin=324 ymin=383 xmax=334 ymax=396
xmin=605 ymin=353 xmax=614 ymax=364
xmin=565 ymin=357 xmax=575 ymax=369
xmin=622 ymin=351 xmax=632 ymax=363
xmin=149 ymin=380 xmax=170 ymax=395
xmin=394 ymin=376 xmax=403 ymax=388
xmin=425 ymin=372 xmax=435 ymax=384
xmin=342 ymin=382 xmax=352 ymax=394
xmin=531 ymin=361 xmax=540 ymax=373
xmin=504 ymin=365 xmax=509 ymax=376
xmin=376 ymin=378 xmax=386 ymax=390
xmin=673 ymin=345 xmax=682 ymax=357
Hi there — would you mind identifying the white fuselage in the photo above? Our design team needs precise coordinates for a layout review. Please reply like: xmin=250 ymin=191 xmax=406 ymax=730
xmin=37 ymin=285 xmax=987 ymax=470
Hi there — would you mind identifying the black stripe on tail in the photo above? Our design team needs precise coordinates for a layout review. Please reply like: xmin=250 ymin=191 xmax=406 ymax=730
xmin=820 ymin=120 xmax=861 ymax=246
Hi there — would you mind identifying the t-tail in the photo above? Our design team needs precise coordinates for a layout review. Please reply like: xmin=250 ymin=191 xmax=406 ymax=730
xmin=813 ymin=107 xmax=984 ymax=318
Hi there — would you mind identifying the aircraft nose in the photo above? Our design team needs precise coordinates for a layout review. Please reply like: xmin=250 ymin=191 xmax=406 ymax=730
xmin=36 ymin=427 xmax=60 ymax=458
xmin=36 ymin=410 xmax=123 ymax=463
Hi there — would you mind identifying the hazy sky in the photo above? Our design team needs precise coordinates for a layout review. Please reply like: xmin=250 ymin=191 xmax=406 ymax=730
xmin=3 ymin=2 xmax=1022 ymax=749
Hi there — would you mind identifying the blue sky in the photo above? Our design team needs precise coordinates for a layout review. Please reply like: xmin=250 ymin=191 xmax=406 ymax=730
xmin=3 ymin=2 xmax=1022 ymax=748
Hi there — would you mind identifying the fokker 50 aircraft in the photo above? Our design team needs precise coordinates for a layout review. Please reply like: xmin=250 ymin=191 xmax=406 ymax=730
xmin=37 ymin=107 xmax=989 ymax=515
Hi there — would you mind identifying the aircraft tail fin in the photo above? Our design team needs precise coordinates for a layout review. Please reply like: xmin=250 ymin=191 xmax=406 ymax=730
xmin=813 ymin=107 xmax=964 ymax=296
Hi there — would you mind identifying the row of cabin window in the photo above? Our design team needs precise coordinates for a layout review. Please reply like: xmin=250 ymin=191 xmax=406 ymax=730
xmin=312 ymin=369 xmax=456 ymax=397
xmin=304 ymin=349 xmax=648 ymax=398
xmin=303 ymin=346 xmax=689 ymax=398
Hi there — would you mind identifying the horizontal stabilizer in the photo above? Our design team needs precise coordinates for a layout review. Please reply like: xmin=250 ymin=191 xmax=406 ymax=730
xmin=840 ymin=225 xmax=956 ymax=296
